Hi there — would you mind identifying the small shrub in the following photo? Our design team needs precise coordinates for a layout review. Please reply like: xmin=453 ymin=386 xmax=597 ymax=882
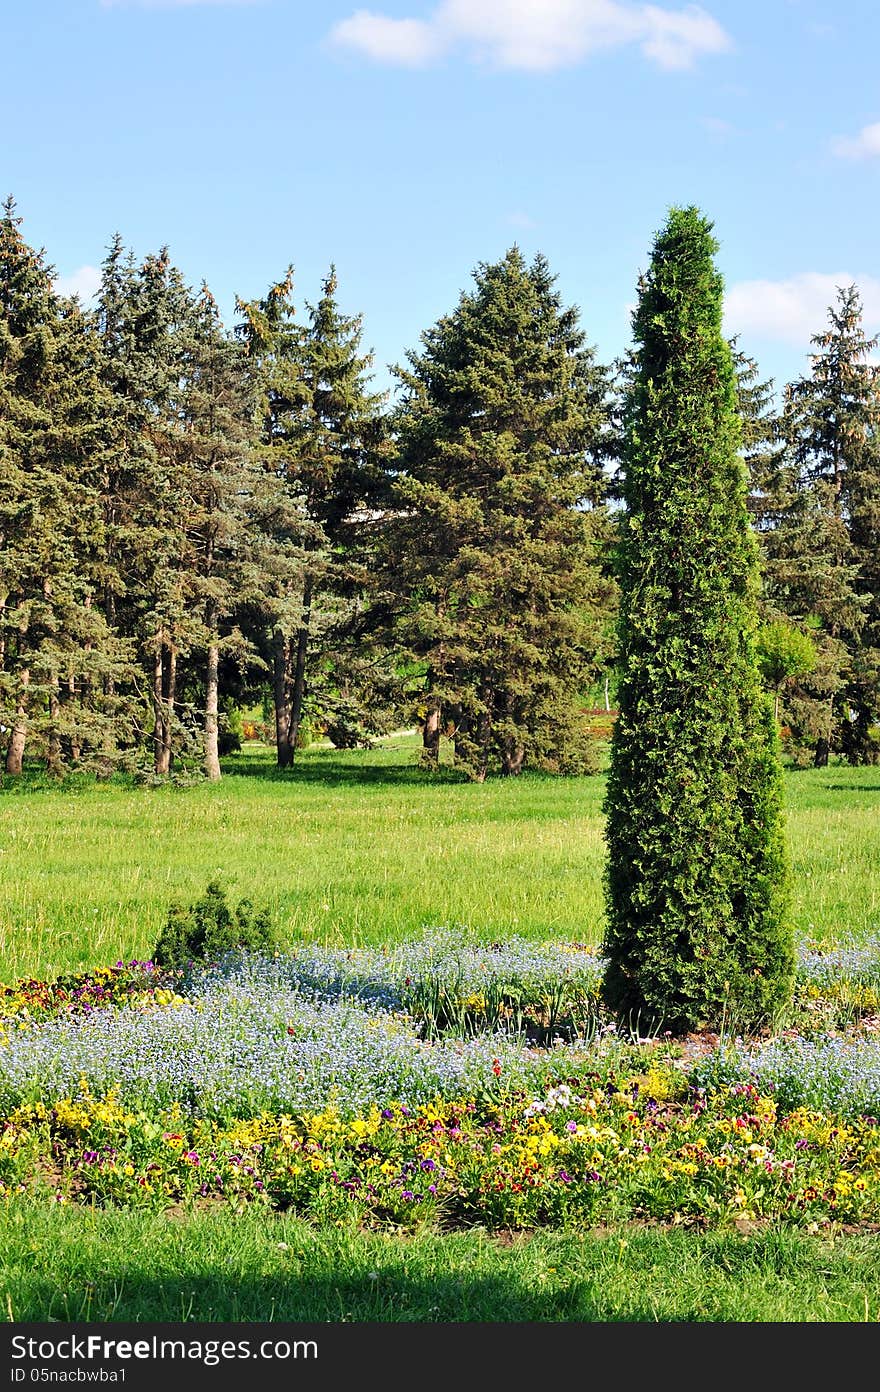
xmin=152 ymin=882 xmax=274 ymax=969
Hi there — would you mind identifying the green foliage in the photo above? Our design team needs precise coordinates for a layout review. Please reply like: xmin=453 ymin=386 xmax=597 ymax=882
xmin=782 ymin=286 xmax=880 ymax=765
xmin=756 ymin=622 xmax=818 ymax=720
xmin=603 ymin=207 xmax=794 ymax=1034
xmin=0 ymin=201 xmax=136 ymax=777
xmin=237 ymin=267 xmax=387 ymax=769
xmin=386 ymin=247 xmax=617 ymax=781
xmin=152 ymin=881 xmax=273 ymax=969
xmin=218 ymin=701 xmax=243 ymax=757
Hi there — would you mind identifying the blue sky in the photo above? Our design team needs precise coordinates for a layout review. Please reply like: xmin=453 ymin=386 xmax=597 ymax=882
xmin=4 ymin=0 xmax=880 ymax=397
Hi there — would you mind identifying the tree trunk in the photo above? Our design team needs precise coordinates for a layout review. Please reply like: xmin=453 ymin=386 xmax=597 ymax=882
xmin=472 ymin=693 xmax=492 ymax=783
xmin=47 ymin=685 xmax=63 ymax=777
xmin=204 ymin=633 xmax=221 ymax=782
xmin=68 ymin=668 xmax=82 ymax=763
xmin=152 ymin=643 xmax=166 ymax=775
xmin=422 ymin=698 xmax=441 ymax=766
xmin=165 ymin=647 xmax=177 ymax=773
xmin=5 ymin=669 xmax=29 ymax=775
xmin=273 ymin=628 xmax=294 ymax=769
xmin=287 ymin=574 xmax=313 ymax=757
xmin=501 ymin=742 xmax=525 ymax=776
xmin=153 ymin=636 xmax=174 ymax=776
xmin=453 ymin=712 xmax=470 ymax=767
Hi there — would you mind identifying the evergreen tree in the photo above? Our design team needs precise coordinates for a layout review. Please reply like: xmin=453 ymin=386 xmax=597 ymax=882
xmin=171 ymin=285 xmax=273 ymax=780
xmin=237 ymin=271 xmax=319 ymax=767
xmin=0 ymin=200 xmax=127 ymax=775
xmin=784 ymin=286 xmax=880 ymax=763
xmin=96 ymin=244 xmax=204 ymax=775
xmin=602 ymin=207 xmax=793 ymax=1033
xmin=736 ymin=345 xmax=862 ymax=762
xmin=387 ymin=247 xmax=615 ymax=780
xmin=238 ymin=269 xmax=385 ymax=766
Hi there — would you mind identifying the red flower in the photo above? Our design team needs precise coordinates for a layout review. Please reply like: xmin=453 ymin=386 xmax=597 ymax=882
xmin=492 ymin=1059 xmax=502 ymax=1077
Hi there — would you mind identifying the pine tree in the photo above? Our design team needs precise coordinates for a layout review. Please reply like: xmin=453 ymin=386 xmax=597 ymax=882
xmin=387 ymin=247 xmax=615 ymax=780
xmin=602 ymin=207 xmax=793 ymax=1033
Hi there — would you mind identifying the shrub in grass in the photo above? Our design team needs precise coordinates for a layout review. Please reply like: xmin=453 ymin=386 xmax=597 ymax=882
xmin=602 ymin=207 xmax=794 ymax=1034
xmin=152 ymin=882 xmax=273 ymax=970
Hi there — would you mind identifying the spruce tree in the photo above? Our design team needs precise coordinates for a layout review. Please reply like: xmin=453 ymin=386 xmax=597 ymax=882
xmin=736 ymin=345 xmax=862 ymax=762
xmin=277 ymin=269 xmax=386 ymax=758
xmin=237 ymin=271 xmax=319 ymax=767
xmin=237 ymin=268 xmax=385 ymax=766
xmin=387 ymin=247 xmax=615 ymax=780
xmin=602 ymin=207 xmax=793 ymax=1033
xmin=170 ymin=285 xmax=270 ymax=780
xmin=0 ymin=200 xmax=128 ymax=776
xmin=784 ymin=286 xmax=880 ymax=764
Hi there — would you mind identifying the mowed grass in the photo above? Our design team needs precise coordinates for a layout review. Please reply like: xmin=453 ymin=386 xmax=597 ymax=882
xmin=1 ymin=735 xmax=878 ymax=981
xmin=3 ymin=1202 xmax=880 ymax=1323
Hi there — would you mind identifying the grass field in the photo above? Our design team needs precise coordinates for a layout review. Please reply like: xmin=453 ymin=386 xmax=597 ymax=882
xmin=3 ymin=1205 xmax=880 ymax=1323
xmin=1 ymin=736 xmax=878 ymax=982
xmin=3 ymin=737 xmax=880 ymax=1328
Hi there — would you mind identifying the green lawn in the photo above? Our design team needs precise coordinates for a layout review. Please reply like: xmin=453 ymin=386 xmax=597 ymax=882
xmin=1 ymin=737 xmax=879 ymax=981
xmin=3 ymin=1202 xmax=879 ymax=1323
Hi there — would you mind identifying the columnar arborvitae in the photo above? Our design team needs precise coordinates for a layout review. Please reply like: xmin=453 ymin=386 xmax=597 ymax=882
xmin=602 ymin=207 xmax=793 ymax=1033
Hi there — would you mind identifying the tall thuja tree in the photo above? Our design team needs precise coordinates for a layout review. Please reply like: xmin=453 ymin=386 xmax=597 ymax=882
xmin=388 ymin=248 xmax=615 ymax=780
xmin=603 ymin=207 xmax=793 ymax=1033
xmin=784 ymin=286 xmax=880 ymax=763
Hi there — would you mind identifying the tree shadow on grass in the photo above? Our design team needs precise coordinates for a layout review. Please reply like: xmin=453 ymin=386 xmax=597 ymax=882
xmin=222 ymin=751 xmax=468 ymax=789
xmin=11 ymin=1267 xmax=665 ymax=1324
xmin=824 ymin=783 xmax=880 ymax=793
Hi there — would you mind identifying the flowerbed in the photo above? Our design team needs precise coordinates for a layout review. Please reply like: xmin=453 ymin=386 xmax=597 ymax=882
xmin=2 ymin=932 xmax=880 ymax=1233
xmin=3 ymin=1074 xmax=880 ymax=1233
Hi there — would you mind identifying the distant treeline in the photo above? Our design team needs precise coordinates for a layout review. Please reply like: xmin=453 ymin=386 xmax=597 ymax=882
xmin=1 ymin=199 xmax=878 ymax=781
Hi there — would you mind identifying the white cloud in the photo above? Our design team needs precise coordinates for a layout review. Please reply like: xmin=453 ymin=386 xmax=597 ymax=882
xmin=724 ymin=272 xmax=880 ymax=346
xmin=330 ymin=11 xmax=440 ymax=65
xmin=329 ymin=0 xmax=731 ymax=72
xmin=831 ymin=122 xmax=880 ymax=161
xmin=54 ymin=266 xmax=102 ymax=304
